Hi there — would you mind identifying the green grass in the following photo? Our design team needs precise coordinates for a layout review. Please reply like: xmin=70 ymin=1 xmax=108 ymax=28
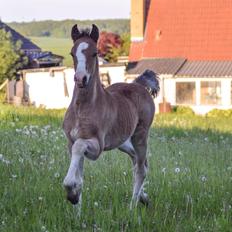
xmin=0 ymin=104 xmax=232 ymax=231
xmin=29 ymin=37 xmax=73 ymax=67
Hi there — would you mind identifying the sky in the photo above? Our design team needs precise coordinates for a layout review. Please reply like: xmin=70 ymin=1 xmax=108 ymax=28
xmin=0 ymin=0 xmax=130 ymax=22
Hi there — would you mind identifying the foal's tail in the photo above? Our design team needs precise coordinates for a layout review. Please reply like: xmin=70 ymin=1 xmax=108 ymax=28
xmin=133 ymin=69 xmax=160 ymax=98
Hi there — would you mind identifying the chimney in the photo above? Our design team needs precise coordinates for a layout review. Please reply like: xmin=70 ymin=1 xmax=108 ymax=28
xmin=130 ymin=0 xmax=145 ymax=42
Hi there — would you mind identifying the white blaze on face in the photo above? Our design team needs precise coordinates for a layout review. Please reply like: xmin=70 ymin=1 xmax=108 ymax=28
xmin=75 ymin=42 xmax=90 ymax=82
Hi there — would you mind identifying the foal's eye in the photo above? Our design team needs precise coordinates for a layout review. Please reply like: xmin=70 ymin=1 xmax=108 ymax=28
xmin=92 ymin=52 xmax=98 ymax=58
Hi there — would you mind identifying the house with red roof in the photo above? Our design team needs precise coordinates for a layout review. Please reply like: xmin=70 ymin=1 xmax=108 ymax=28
xmin=127 ymin=0 xmax=232 ymax=114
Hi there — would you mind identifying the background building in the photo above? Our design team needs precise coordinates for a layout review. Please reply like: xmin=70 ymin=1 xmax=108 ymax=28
xmin=127 ymin=0 xmax=232 ymax=114
xmin=0 ymin=21 xmax=63 ymax=68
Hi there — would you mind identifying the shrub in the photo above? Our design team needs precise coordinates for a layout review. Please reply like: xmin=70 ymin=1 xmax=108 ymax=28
xmin=0 ymin=29 xmax=27 ymax=85
xmin=172 ymin=106 xmax=195 ymax=115
xmin=0 ymin=90 xmax=6 ymax=103
xmin=206 ymin=109 xmax=232 ymax=118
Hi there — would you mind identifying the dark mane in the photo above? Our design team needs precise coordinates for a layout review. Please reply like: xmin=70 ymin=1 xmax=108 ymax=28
xmin=77 ymin=28 xmax=91 ymax=39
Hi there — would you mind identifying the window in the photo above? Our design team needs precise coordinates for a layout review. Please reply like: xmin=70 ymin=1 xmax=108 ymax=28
xmin=200 ymin=81 xmax=221 ymax=105
xmin=176 ymin=82 xmax=196 ymax=104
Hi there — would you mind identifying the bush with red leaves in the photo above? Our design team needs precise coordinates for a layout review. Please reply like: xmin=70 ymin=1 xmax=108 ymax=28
xmin=97 ymin=31 xmax=122 ymax=62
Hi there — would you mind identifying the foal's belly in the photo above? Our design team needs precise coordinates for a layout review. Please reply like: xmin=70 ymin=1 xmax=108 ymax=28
xmin=103 ymin=126 xmax=135 ymax=151
xmin=103 ymin=135 xmax=128 ymax=151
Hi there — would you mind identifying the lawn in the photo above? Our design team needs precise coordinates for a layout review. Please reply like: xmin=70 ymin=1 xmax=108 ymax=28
xmin=29 ymin=37 xmax=73 ymax=67
xmin=0 ymin=104 xmax=232 ymax=231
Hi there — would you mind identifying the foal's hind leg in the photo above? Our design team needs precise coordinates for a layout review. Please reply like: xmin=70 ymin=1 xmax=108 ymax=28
xmin=131 ymin=127 xmax=150 ymax=206
xmin=118 ymin=138 xmax=136 ymax=165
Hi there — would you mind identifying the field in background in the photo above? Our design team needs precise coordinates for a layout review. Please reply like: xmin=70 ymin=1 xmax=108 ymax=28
xmin=30 ymin=37 xmax=72 ymax=67
xmin=0 ymin=104 xmax=232 ymax=231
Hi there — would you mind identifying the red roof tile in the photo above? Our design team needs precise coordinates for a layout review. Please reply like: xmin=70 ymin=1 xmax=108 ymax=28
xmin=130 ymin=0 xmax=232 ymax=61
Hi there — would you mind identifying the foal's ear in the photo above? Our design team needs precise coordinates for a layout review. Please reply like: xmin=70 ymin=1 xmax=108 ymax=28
xmin=71 ymin=24 xmax=80 ymax=43
xmin=90 ymin=24 xmax=99 ymax=43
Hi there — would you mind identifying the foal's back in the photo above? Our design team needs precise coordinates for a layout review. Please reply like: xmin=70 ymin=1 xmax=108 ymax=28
xmin=106 ymin=82 xmax=155 ymax=127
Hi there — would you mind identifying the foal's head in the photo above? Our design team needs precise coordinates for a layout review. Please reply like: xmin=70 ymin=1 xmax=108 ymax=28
xmin=70 ymin=24 xmax=99 ymax=88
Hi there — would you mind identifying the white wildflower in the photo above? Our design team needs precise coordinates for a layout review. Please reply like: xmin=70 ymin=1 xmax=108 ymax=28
xmin=24 ymin=130 xmax=30 ymax=136
xmin=175 ymin=167 xmax=180 ymax=173
xmin=2 ymin=158 xmax=10 ymax=165
xmin=38 ymin=196 xmax=43 ymax=201
xmin=44 ymin=125 xmax=51 ymax=130
xmin=171 ymin=136 xmax=176 ymax=141
xmin=201 ymin=176 xmax=207 ymax=182
xmin=5 ymin=160 xmax=10 ymax=165
xmin=31 ymin=130 xmax=37 ymax=136
xmin=82 ymin=222 xmax=87 ymax=229
xmin=10 ymin=122 xmax=15 ymax=127
xmin=162 ymin=167 xmax=166 ymax=173
xmin=41 ymin=225 xmax=48 ymax=232
xmin=11 ymin=174 xmax=17 ymax=179
xmin=49 ymin=159 xmax=55 ymax=165
xmin=94 ymin=201 xmax=99 ymax=207
xmin=23 ymin=208 xmax=28 ymax=215
xmin=123 ymin=171 xmax=127 ymax=176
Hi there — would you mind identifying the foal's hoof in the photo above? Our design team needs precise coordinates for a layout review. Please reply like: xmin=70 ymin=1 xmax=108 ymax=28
xmin=67 ymin=192 xmax=80 ymax=205
xmin=139 ymin=193 xmax=150 ymax=206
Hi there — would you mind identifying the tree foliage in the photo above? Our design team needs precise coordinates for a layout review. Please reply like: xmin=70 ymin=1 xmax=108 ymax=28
xmin=97 ymin=31 xmax=122 ymax=62
xmin=97 ymin=32 xmax=130 ymax=63
xmin=9 ymin=19 xmax=129 ymax=38
xmin=0 ymin=29 xmax=27 ymax=84
xmin=111 ymin=33 xmax=130 ymax=58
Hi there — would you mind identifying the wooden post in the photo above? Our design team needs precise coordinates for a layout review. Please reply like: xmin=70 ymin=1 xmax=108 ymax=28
xmin=0 ymin=79 xmax=8 ymax=91
xmin=0 ymin=79 xmax=9 ymax=103
xmin=6 ymin=80 xmax=9 ymax=103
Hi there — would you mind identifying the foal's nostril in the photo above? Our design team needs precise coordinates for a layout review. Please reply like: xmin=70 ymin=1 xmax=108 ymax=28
xmin=82 ymin=76 xmax=87 ymax=86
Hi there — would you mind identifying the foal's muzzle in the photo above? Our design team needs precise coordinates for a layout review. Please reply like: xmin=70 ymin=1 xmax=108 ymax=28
xmin=74 ymin=73 xmax=88 ymax=88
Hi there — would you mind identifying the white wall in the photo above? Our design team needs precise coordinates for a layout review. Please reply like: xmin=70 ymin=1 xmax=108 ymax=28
xmin=100 ymin=65 xmax=126 ymax=84
xmin=23 ymin=65 xmax=126 ymax=109
xmin=25 ymin=68 xmax=75 ymax=109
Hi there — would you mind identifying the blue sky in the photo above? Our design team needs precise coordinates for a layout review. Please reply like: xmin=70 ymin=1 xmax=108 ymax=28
xmin=0 ymin=0 xmax=130 ymax=22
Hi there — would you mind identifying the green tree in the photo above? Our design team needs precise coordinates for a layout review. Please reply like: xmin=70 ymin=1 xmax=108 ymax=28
xmin=0 ymin=29 xmax=27 ymax=84
xmin=110 ymin=33 xmax=130 ymax=62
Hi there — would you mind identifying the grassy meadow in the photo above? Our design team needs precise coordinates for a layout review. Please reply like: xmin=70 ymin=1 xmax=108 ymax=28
xmin=0 ymin=104 xmax=232 ymax=231
xmin=30 ymin=37 xmax=73 ymax=67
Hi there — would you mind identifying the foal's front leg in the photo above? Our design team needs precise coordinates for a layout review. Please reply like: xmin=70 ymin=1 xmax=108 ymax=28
xmin=63 ymin=138 xmax=100 ymax=205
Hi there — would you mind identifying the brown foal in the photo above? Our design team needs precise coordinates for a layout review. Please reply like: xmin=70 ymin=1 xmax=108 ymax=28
xmin=63 ymin=24 xmax=160 ymax=208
